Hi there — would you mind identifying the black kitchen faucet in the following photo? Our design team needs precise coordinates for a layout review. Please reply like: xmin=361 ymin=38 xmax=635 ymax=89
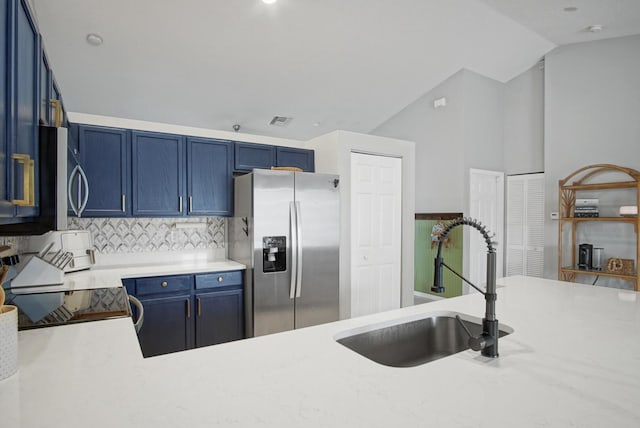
xmin=431 ymin=217 xmax=500 ymax=358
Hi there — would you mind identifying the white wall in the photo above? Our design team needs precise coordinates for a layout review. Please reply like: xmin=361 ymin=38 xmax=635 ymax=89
xmin=67 ymin=112 xmax=305 ymax=148
xmin=543 ymin=35 xmax=640 ymax=287
xmin=372 ymin=69 xmax=506 ymax=280
xmin=372 ymin=70 xmax=465 ymax=213
xmin=306 ymin=131 xmax=415 ymax=319
xmin=504 ymin=63 xmax=545 ymax=175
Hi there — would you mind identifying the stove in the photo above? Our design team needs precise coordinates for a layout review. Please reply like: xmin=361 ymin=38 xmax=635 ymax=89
xmin=10 ymin=287 xmax=131 ymax=330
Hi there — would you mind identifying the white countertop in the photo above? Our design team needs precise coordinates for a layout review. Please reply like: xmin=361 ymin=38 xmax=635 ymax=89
xmin=2 ymin=276 xmax=640 ymax=427
xmin=64 ymin=259 xmax=246 ymax=290
xmin=10 ymin=253 xmax=246 ymax=293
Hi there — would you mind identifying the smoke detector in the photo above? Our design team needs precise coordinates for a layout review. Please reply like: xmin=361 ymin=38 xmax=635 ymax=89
xmin=269 ymin=116 xmax=293 ymax=127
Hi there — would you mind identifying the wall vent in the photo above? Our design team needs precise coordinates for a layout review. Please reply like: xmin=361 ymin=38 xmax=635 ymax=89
xmin=269 ymin=116 xmax=293 ymax=127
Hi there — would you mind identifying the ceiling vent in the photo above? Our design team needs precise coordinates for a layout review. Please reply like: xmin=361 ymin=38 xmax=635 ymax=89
xmin=269 ymin=116 xmax=293 ymax=127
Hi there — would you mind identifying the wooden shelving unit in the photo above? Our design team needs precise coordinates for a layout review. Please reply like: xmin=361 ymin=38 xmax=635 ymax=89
xmin=558 ymin=164 xmax=640 ymax=291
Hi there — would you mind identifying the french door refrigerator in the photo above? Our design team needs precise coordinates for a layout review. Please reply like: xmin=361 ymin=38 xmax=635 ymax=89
xmin=229 ymin=169 xmax=340 ymax=337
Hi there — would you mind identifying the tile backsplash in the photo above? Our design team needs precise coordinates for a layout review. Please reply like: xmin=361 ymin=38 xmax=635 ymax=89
xmin=68 ymin=217 xmax=226 ymax=254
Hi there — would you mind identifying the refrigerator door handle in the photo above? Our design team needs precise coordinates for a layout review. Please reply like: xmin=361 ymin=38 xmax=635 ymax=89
xmin=289 ymin=201 xmax=298 ymax=299
xmin=295 ymin=201 xmax=303 ymax=298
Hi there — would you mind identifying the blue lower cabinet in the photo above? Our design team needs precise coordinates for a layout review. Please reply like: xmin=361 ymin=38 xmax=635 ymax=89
xmin=128 ymin=270 xmax=245 ymax=357
xmin=137 ymin=294 xmax=193 ymax=357
xmin=195 ymin=288 xmax=244 ymax=348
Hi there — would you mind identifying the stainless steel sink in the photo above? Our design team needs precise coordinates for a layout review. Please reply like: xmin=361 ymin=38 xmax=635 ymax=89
xmin=335 ymin=312 xmax=513 ymax=367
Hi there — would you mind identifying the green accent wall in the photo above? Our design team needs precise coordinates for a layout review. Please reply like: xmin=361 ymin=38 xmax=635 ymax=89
xmin=415 ymin=219 xmax=463 ymax=298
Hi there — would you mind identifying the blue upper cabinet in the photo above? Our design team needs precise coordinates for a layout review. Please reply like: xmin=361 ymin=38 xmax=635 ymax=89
xmin=276 ymin=147 xmax=315 ymax=172
xmin=132 ymin=131 xmax=185 ymax=216
xmin=38 ymin=38 xmax=51 ymax=126
xmin=0 ymin=0 xmax=11 ymax=217
xmin=12 ymin=0 xmax=40 ymax=218
xmin=187 ymin=137 xmax=233 ymax=216
xmin=234 ymin=142 xmax=315 ymax=173
xmin=78 ymin=125 xmax=130 ymax=217
xmin=234 ymin=142 xmax=276 ymax=172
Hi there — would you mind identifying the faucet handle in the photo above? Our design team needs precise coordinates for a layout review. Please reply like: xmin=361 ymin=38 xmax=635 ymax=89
xmin=455 ymin=315 xmax=494 ymax=352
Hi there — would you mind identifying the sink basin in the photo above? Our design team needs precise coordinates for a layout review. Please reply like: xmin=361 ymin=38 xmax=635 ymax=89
xmin=335 ymin=311 xmax=513 ymax=367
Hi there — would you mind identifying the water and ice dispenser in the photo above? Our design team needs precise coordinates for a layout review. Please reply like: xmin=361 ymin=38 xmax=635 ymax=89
xmin=262 ymin=236 xmax=286 ymax=273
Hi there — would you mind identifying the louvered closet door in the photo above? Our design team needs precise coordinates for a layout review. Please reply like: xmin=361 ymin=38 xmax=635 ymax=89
xmin=525 ymin=176 xmax=545 ymax=277
xmin=506 ymin=178 xmax=525 ymax=276
xmin=506 ymin=173 xmax=545 ymax=277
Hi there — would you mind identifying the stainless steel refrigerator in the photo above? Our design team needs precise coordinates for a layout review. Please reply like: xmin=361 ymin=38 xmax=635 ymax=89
xmin=229 ymin=169 xmax=340 ymax=337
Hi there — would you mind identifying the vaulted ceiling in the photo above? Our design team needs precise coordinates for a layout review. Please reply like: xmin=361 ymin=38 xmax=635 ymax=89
xmin=30 ymin=1 xmax=639 ymax=140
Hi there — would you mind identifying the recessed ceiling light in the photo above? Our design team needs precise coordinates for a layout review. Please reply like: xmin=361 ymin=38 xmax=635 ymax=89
xmin=262 ymin=0 xmax=277 ymax=4
xmin=86 ymin=33 xmax=103 ymax=46
xmin=563 ymin=6 xmax=578 ymax=12
xmin=587 ymin=24 xmax=604 ymax=33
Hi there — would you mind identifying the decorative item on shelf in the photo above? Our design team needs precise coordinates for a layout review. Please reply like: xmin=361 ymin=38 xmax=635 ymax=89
xmin=578 ymin=243 xmax=593 ymax=269
xmin=430 ymin=222 xmax=451 ymax=249
xmin=619 ymin=206 xmax=638 ymax=217
xmin=592 ymin=248 xmax=605 ymax=271
xmin=574 ymin=198 xmax=599 ymax=218
xmin=606 ymin=258 xmax=635 ymax=276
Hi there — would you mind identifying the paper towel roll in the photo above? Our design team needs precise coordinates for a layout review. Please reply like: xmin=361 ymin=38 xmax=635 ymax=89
xmin=0 ymin=305 xmax=18 ymax=381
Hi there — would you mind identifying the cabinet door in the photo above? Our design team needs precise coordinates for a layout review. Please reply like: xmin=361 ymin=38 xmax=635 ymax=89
xmin=39 ymin=41 xmax=51 ymax=126
xmin=13 ymin=0 xmax=40 ymax=218
xmin=132 ymin=131 xmax=185 ymax=216
xmin=78 ymin=125 xmax=130 ymax=217
xmin=0 ymin=0 xmax=10 ymax=217
xmin=195 ymin=288 xmax=244 ymax=348
xmin=276 ymin=147 xmax=315 ymax=172
xmin=137 ymin=294 xmax=193 ymax=357
xmin=187 ymin=137 xmax=232 ymax=216
xmin=234 ymin=142 xmax=276 ymax=172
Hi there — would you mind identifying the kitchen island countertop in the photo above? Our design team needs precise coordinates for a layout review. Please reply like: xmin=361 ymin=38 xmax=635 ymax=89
xmin=1 ymin=276 xmax=639 ymax=427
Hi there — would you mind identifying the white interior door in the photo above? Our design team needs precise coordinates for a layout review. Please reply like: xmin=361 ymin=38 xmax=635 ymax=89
xmin=469 ymin=169 xmax=504 ymax=289
xmin=350 ymin=152 xmax=402 ymax=317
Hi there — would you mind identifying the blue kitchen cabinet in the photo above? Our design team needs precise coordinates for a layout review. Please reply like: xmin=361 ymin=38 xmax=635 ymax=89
xmin=194 ymin=271 xmax=244 ymax=348
xmin=38 ymin=39 xmax=51 ymax=126
xmin=132 ymin=131 xmax=185 ymax=216
xmin=137 ymin=294 xmax=193 ymax=357
xmin=0 ymin=0 xmax=10 ymax=217
xmin=127 ymin=270 xmax=245 ymax=357
xmin=234 ymin=142 xmax=276 ymax=172
xmin=131 ymin=274 xmax=194 ymax=357
xmin=195 ymin=288 xmax=244 ymax=348
xmin=13 ymin=0 xmax=40 ymax=218
xmin=187 ymin=137 xmax=233 ymax=216
xmin=276 ymin=147 xmax=315 ymax=172
xmin=50 ymin=75 xmax=67 ymax=127
xmin=78 ymin=125 xmax=130 ymax=216
xmin=234 ymin=142 xmax=315 ymax=173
